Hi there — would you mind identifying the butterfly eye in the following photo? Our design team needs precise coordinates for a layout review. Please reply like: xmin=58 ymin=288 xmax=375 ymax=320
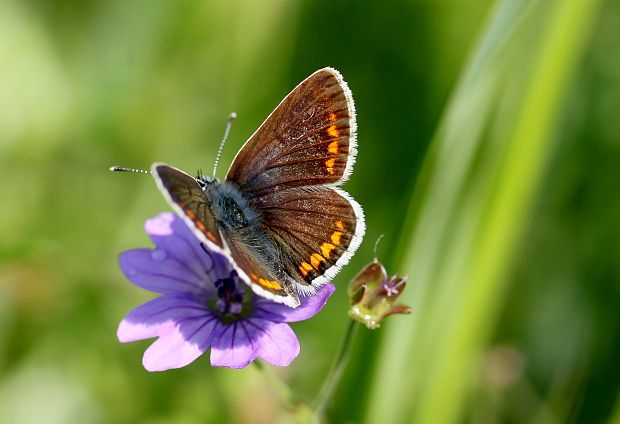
xmin=196 ymin=175 xmax=214 ymax=189
xmin=217 ymin=195 xmax=249 ymax=229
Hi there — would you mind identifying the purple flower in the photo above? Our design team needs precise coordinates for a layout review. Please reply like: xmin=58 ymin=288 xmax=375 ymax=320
xmin=117 ymin=212 xmax=335 ymax=371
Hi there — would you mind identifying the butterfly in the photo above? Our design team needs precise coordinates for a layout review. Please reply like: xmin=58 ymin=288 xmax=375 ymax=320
xmin=152 ymin=68 xmax=365 ymax=307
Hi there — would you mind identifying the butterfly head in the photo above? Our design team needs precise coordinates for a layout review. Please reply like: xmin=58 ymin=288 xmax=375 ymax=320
xmin=196 ymin=173 xmax=217 ymax=189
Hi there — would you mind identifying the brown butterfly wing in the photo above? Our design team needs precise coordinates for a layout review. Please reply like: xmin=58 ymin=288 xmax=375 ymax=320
xmin=225 ymin=68 xmax=364 ymax=294
xmin=254 ymin=186 xmax=364 ymax=293
xmin=152 ymin=163 xmax=225 ymax=252
xmin=226 ymin=67 xmax=357 ymax=196
xmin=222 ymin=236 xmax=300 ymax=307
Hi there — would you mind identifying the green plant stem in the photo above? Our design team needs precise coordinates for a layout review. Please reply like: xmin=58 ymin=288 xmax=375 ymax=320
xmin=252 ymin=360 xmax=296 ymax=406
xmin=253 ymin=361 xmax=317 ymax=422
xmin=253 ymin=319 xmax=360 ymax=423
xmin=312 ymin=319 xmax=360 ymax=421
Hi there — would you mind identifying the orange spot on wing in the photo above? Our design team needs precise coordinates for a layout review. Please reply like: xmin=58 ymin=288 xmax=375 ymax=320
xmin=251 ymin=273 xmax=281 ymax=290
xmin=310 ymin=253 xmax=325 ymax=269
xmin=327 ymin=125 xmax=340 ymax=138
xmin=321 ymin=242 xmax=336 ymax=258
xmin=335 ymin=220 xmax=344 ymax=230
xmin=325 ymin=158 xmax=336 ymax=175
xmin=299 ymin=260 xmax=314 ymax=277
xmin=258 ymin=278 xmax=282 ymax=290
xmin=205 ymin=231 xmax=217 ymax=242
xmin=195 ymin=220 xmax=206 ymax=232
xmin=329 ymin=112 xmax=337 ymax=122
xmin=331 ymin=231 xmax=343 ymax=245
xmin=186 ymin=209 xmax=196 ymax=219
xmin=328 ymin=140 xmax=339 ymax=154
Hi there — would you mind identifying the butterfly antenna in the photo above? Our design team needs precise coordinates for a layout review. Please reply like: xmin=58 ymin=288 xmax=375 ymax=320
xmin=109 ymin=166 xmax=151 ymax=174
xmin=373 ymin=234 xmax=385 ymax=260
xmin=212 ymin=112 xmax=237 ymax=178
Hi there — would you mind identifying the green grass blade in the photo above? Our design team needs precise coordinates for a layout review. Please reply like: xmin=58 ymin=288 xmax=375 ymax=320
xmin=364 ymin=0 xmax=601 ymax=422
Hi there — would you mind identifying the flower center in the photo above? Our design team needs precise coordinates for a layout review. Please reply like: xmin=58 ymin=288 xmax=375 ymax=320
xmin=212 ymin=270 xmax=250 ymax=322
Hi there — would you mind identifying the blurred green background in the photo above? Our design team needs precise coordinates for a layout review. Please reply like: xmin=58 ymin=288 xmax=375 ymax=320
xmin=1 ymin=0 xmax=619 ymax=422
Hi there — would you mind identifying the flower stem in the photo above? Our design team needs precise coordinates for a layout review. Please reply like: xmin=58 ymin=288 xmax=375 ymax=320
xmin=312 ymin=319 xmax=360 ymax=421
xmin=252 ymin=360 xmax=295 ymax=406
xmin=253 ymin=361 xmax=315 ymax=422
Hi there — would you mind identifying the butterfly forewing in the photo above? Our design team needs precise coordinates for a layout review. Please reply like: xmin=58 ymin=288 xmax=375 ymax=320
xmin=226 ymin=68 xmax=356 ymax=196
xmin=152 ymin=163 xmax=224 ymax=251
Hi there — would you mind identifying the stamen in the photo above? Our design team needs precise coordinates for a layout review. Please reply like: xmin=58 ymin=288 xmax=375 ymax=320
xmin=385 ymin=286 xmax=399 ymax=297
xmin=213 ymin=270 xmax=248 ymax=319
xmin=230 ymin=303 xmax=243 ymax=315
xmin=216 ymin=299 xmax=227 ymax=314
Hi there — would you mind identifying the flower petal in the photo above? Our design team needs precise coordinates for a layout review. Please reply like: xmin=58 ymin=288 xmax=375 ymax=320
xmin=142 ymin=315 xmax=218 ymax=371
xmin=248 ymin=319 xmax=299 ymax=367
xmin=209 ymin=322 xmax=256 ymax=368
xmin=117 ymin=295 xmax=211 ymax=342
xmin=254 ymin=284 xmax=336 ymax=323
xmin=144 ymin=213 xmax=229 ymax=289
xmin=119 ymin=249 xmax=206 ymax=295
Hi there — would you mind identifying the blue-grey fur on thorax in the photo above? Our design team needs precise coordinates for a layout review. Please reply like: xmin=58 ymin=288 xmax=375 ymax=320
xmin=198 ymin=176 xmax=293 ymax=285
xmin=200 ymin=177 xmax=259 ymax=231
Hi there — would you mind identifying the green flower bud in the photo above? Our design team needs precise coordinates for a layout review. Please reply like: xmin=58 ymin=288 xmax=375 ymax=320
xmin=348 ymin=260 xmax=411 ymax=329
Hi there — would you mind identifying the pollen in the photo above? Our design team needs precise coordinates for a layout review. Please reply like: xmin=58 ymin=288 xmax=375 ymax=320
xmin=328 ymin=140 xmax=339 ymax=154
xmin=331 ymin=231 xmax=343 ymax=245
xmin=327 ymin=125 xmax=340 ymax=138
xmin=325 ymin=158 xmax=336 ymax=175
xmin=310 ymin=253 xmax=325 ymax=269
xmin=321 ymin=242 xmax=336 ymax=258
xmin=335 ymin=220 xmax=344 ymax=230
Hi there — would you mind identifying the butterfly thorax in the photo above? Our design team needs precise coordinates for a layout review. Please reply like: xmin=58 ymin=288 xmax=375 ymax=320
xmin=196 ymin=174 xmax=215 ymax=187
xmin=205 ymin=179 xmax=259 ymax=232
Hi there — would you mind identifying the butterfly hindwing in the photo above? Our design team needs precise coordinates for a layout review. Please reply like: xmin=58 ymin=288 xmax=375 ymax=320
xmin=222 ymin=236 xmax=300 ymax=307
xmin=226 ymin=67 xmax=357 ymax=196
xmin=255 ymin=186 xmax=364 ymax=294
xmin=152 ymin=163 xmax=225 ymax=252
